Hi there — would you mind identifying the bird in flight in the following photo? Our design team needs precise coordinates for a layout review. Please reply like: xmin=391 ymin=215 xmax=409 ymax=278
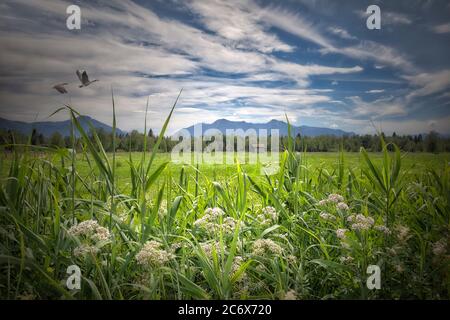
xmin=52 ymin=83 xmax=69 ymax=94
xmin=76 ymin=70 xmax=99 ymax=88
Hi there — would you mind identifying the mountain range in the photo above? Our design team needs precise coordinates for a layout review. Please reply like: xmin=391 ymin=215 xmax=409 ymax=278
xmin=0 ymin=116 xmax=125 ymax=137
xmin=179 ymin=119 xmax=354 ymax=137
xmin=0 ymin=116 xmax=354 ymax=138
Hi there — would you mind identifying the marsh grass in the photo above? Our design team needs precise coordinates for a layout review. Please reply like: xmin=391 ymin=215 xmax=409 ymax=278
xmin=0 ymin=93 xmax=449 ymax=300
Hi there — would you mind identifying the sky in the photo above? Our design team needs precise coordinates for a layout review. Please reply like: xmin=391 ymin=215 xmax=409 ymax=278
xmin=0 ymin=0 xmax=449 ymax=135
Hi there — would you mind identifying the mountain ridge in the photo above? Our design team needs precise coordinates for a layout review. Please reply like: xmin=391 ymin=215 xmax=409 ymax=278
xmin=178 ymin=118 xmax=355 ymax=137
xmin=0 ymin=116 xmax=125 ymax=137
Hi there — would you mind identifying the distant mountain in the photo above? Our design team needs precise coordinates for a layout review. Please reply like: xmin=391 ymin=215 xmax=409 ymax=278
xmin=178 ymin=119 xmax=354 ymax=137
xmin=0 ymin=116 xmax=125 ymax=137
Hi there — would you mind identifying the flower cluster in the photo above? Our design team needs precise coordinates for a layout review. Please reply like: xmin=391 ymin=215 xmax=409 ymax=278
xmin=199 ymin=241 xmax=223 ymax=259
xmin=432 ymin=238 xmax=447 ymax=256
xmin=194 ymin=207 xmax=239 ymax=234
xmin=395 ymin=225 xmax=411 ymax=243
xmin=318 ymin=194 xmax=349 ymax=211
xmin=336 ymin=228 xmax=348 ymax=239
xmin=135 ymin=240 xmax=174 ymax=268
xmin=347 ymin=214 xmax=374 ymax=231
xmin=374 ymin=225 xmax=391 ymax=235
xmin=68 ymin=219 xmax=110 ymax=242
xmin=256 ymin=206 xmax=278 ymax=225
xmin=336 ymin=202 xmax=349 ymax=211
xmin=68 ymin=220 xmax=110 ymax=259
xmin=73 ymin=244 xmax=99 ymax=258
xmin=328 ymin=194 xmax=345 ymax=203
xmin=339 ymin=256 xmax=354 ymax=263
xmin=319 ymin=211 xmax=336 ymax=221
xmin=252 ymin=239 xmax=283 ymax=256
xmin=282 ymin=290 xmax=297 ymax=300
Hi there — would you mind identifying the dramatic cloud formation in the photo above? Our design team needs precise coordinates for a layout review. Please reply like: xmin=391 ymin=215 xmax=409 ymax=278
xmin=0 ymin=0 xmax=449 ymax=135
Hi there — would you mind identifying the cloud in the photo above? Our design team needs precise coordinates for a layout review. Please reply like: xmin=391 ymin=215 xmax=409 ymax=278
xmin=366 ymin=90 xmax=385 ymax=94
xmin=432 ymin=22 xmax=450 ymax=34
xmin=327 ymin=26 xmax=357 ymax=40
xmin=0 ymin=0 xmax=449 ymax=135
xmin=383 ymin=12 xmax=413 ymax=25
xmin=405 ymin=70 xmax=450 ymax=100
xmin=323 ymin=41 xmax=415 ymax=73
xmin=354 ymin=10 xmax=413 ymax=26
xmin=184 ymin=0 xmax=294 ymax=53
xmin=347 ymin=96 xmax=407 ymax=119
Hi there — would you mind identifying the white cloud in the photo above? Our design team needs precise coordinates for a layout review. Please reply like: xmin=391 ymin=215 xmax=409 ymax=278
xmin=0 ymin=0 xmax=448 ymax=136
xmin=327 ymin=26 xmax=357 ymax=40
xmin=383 ymin=12 xmax=413 ymax=25
xmin=354 ymin=10 xmax=413 ymax=26
xmin=347 ymin=96 xmax=407 ymax=119
xmin=366 ymin=90 xmax=385 ymax=94
xmin=184 ymin=0 xmax=294 ymax=53
xmin=323 ymin=41 xmax=415 ymax=73
xmin=405 ymin=70 xmax=450 ymax=100
xmin=432 ymin=22 xmax=450 ymax=34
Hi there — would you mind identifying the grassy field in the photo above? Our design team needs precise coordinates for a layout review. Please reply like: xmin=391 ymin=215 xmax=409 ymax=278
xmin=13 ymin=151 xmax=448 ymax=195
xmin=0 ymin=106 xmax=449 ymax=300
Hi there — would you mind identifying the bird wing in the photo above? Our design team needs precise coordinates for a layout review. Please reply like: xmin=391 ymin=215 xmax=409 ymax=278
xmin=81 ymin=71 xmax=89 ymax=84
xmin=53 ymin=85 xmax=68 ymax=94
xmin=76 ymin=70 xmax=84 ymax=82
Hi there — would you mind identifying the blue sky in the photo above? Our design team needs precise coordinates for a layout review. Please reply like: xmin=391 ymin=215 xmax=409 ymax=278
xmin=0 ymin=0 xmax=449 ymax=134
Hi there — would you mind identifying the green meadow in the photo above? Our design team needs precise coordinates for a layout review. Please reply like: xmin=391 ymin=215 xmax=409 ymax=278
xmin=0 ymin=104 xmax=449 ymax=300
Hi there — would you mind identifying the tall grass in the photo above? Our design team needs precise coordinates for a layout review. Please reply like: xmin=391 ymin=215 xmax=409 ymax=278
xmin=0 ymin=95 xmax=448 ymax=300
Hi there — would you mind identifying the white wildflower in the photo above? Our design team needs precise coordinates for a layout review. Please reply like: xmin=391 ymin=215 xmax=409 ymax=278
xmin=349 ymin=214 xmax=374 ymax=231
xmin=199 ymin=241 xmax=223 ymax=259
xmin=231 ymin=256 xmax=244 ymax=275
xmin=394 ymin=264 xmax=404 ymax=273
xmin=432 ymin=238 xmax=447 ymax=256
xmin=336 ymin=228 xmax=348 ymax=239
xmin=262 ymin=206 xmax=278 ymax=221
xmin=339 ymin=256 xmax=354 ymax=263
xmin=283 ymin=290 xmax=297 ymax=300
xmin=68 ymin=219 xmax=110 ymax=242
xmin=136 ymin=240 xmax=174 ymax=268
xmin=320 ymin=211 xmax=336 ymax=221
xmin=318 ymin=199 xmax=328 ymax=206
xmin=170 ymin=242 xmax=183 ymax=252
xmin=336 ymin=202 xmax=349 ymax=211
xmin=91 ymin=226 xmax=110 ymax=242
xmin=204 ymin=207 xmax=225 ymax=218
xmin=74 ymin=244 xmax=99 ymax=258
xmin=328 ymin=194 xmax=344 ymax=203
xmin=252 ymin=239 xmax=283 ymax=256
xmin=395 ymin=225 xmax=411 ymax=242
xmin=68 ymin=220 xmax=99 ymax=237
xmin=287 ymin=255 xmax=297 ymax=264
xmin=374 ymin=225 xmax=391 ymax=235
xmin=194 ymin=207 xmax=237 ymax=234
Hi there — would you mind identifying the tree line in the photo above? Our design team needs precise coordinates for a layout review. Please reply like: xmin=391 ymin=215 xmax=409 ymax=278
xmin=1 ymin=127 xmax=449 ymax=153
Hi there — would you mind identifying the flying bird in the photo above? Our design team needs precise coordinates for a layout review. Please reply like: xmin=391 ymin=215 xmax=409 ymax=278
xmin=76 ymin=70 xmax=99 ymax=88
xmin=53 ymin=83 xmax=69 ymax=94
